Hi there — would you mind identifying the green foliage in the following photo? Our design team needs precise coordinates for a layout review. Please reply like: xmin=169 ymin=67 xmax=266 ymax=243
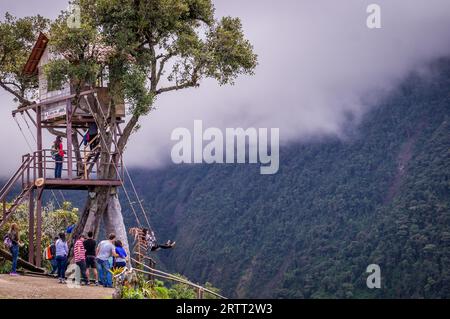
xmin=42 ymin=201 xmax=79 ymax=243
xmin=153 ymin=280 xmax=170 ymax=299
xmin=121 ymin=286 xmax=145 ymax=299
xmin=167 ymin=274 xmax=197 ymax=299
xmin=121 ymin=64 xmax=155 ymax=116
xmin=203 ymin=282 xmax=221 ymax=299
xmin=45 ymin=0 xmax=257 ymax=121
xmin=205 ymin=17 xmax=257 ymax=85
xmin=0 ymin=13 xmax=49 ymax=104
xmin=46 ymin=9 xmax=104 ymax=92
xmin=0 ymin=260 xmax=12 ymax=274
xmin=116 ymin=271 xmax=220 ymax=299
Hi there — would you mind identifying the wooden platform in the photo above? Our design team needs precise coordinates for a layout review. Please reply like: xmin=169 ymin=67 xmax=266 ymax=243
xmin=42 ymin=178 xmax=122 ymax=190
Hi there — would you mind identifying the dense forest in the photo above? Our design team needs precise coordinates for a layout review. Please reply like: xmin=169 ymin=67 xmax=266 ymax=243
xmin=2 ymin=59 xmax=448 ymax=299
xmin=120 ymin=58 xmax=450 ymax=298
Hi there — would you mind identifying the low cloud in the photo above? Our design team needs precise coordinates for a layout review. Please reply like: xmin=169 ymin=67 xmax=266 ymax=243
xmin=1 ymin=0 xmax=450 ymax=175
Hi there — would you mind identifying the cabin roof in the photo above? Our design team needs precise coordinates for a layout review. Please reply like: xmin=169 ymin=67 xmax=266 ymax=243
xmin=23 ymin=33 xmax=49 ymax=76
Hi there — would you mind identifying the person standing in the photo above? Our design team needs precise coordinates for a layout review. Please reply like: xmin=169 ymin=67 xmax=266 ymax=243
xmin=5 ymin=223 xmax=21 ymax=276
xmin=52 ymin=136 xmax=65 ymax=179
xmin=113 ymin=240 xmax=128 ymax=269
xmin=83 ymin=231 xmax=98 ymax=286
xmin=49 ymin=237 xmax=58 ymax=275
xmin=96 ymin=233 xmax=118 ymax=288
xmin=55 ymin=232 xmax=68 ymax=284
xmin=74 ymin=234 xmax=88 ymax=285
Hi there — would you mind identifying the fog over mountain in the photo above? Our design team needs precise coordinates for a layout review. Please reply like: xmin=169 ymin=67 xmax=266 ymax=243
xmin=1 ymin=0 xmax=450 ymax=176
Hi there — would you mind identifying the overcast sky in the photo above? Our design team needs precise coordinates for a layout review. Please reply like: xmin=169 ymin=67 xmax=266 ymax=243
xmin=1 ymin=0 xmax=450 ymax=176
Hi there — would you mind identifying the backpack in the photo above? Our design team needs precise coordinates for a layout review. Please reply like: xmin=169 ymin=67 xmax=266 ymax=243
xmin=44 ymin=245 xmax=53 ymax=260
xmin=3 ymin=234 xmax=13 ymax=249
xmin=51 ymin=145 xmax=58 ymax=160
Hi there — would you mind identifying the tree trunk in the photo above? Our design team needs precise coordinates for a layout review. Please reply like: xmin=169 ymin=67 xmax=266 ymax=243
xmin=103 ymin=191 xmax=130 ymax=253
xmin=74 ymin=186 xmax=129 ymax=254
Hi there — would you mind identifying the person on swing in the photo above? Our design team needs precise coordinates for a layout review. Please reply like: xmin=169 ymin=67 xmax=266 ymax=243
xmin=143 ymin=228 xmax=176 ymax=251
xmin=52 ymin=136 xmax=65 ymax=179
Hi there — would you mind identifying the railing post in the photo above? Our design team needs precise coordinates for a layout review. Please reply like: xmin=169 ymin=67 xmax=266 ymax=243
xmin=43 ymin=150 xmax=46 ymax=179
xmin=28 ymin=188 xmax=35 ymax=265
xmin=2 ymin=200 xmax=6 ymax=220
xmin=66 ymin=99 xmax=73 ymax=179
xmin=33 ymin=152 xmax=36 ymax=181
xmin=197 ymin=288 xmax=204 ymax=299
xmin=37 ymin=106 xmax=43 ymax=179
xmin=35 ymin=188 xmax=43 ymax=267
xmin=21 ymin=157 xmax=25 ymax=188
xmin=26 ymin=154 xmax=30 ymax=187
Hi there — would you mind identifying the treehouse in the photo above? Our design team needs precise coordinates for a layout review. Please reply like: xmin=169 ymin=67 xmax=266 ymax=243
xmin=14 ymin=33 xmax=125 ymax=187
xmin=0 ymin=33 xmax=126 ymax=268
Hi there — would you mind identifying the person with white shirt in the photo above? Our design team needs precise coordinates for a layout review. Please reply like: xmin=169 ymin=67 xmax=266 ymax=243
xmin=96 ymin=233 xmax=118 ymax=288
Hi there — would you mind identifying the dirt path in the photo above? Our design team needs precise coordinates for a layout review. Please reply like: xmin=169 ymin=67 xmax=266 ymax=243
xmin=0 ymin=274 xmax=114 ymax=299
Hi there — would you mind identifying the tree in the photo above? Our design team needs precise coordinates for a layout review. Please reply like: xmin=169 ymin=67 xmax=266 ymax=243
xmin=0 ymin=0 xmax=257 ymax=249
xmin=0 ymin=13 xmax=48 ymax=105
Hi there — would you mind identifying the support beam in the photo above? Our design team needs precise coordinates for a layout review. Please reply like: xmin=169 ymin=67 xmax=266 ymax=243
xmin=25 ymin=110 xmax=37 ymax=127
xmin=28 ymin=188 xmax=35 ymax=265
xmin=66 ymin=100 xmax=73 ymax=179
xmin=35 ymin=187 xmax=43 ymax=268
xmin=37 ymin=106 xmax=43 ymax=178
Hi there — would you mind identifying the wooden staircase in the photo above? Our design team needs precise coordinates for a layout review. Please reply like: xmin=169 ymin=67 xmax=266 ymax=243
xmin=0 ymin=155 xmax=35 ymax=228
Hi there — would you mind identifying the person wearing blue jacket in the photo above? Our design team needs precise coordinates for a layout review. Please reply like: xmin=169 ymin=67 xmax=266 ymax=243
xmin=114 ymin=240 xmax=128 ymax=268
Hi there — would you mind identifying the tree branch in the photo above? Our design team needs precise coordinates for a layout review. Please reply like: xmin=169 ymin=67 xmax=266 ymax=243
xmin=156 ymin=63 xmax=202 ymax=95
xmin=117 ymin=113 xmax=139 ymax=154
xmin=150 ymin=45 xmax=158 ymax=93
xmin=0 ymin=81 xmax=32 ymax=105
xmin=2 ymin=81 xmax=22 ymax=91
xmin=156 ymin=51 xmax=176 ymax=86
xmin=155 ymin=81 xmax=198 ymax=95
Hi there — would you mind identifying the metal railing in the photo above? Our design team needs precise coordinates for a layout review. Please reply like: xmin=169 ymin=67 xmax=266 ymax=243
xmin=0 ymin=155 xmax=34 ymax=222
xmin=28 ymin=148 xmax=123 ymax=181
xmin=130 ymin=258 xmax=227 ymax=300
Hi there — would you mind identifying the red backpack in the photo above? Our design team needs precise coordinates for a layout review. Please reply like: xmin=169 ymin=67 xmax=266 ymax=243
xmin=44 ymin=245 xmax=53 ymax=260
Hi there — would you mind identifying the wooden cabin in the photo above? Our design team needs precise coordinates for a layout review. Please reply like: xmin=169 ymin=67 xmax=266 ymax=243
xmin=12 ymin=32 xmax=125 ymax=188
xmin=22 ymin=33 xmax=125 ymax=128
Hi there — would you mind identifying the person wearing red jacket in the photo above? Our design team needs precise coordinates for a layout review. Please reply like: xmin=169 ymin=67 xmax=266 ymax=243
xmin=53 ymin=136 xmax=65 ymax=178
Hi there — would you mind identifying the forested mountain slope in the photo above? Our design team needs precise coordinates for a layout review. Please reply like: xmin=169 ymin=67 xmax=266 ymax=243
xmin=123 ymin=58 xmax=450 ymax=299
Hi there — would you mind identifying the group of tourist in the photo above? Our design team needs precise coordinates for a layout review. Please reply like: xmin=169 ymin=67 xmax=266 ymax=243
xmin=4 ymin=223 xmax=175 ymax=287
xmin=48 ymin=231 xmax=128 ymax=287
